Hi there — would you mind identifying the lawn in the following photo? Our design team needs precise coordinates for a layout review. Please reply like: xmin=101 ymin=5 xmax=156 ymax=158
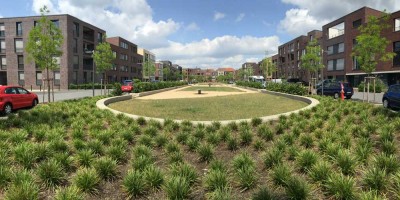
xmin=108 ymin=93 xmax=308 ymax=121
xmin=179 ymin=86 xmax=244 ymax=92
xmin=0 ymin=96 xmax=400 ymax=199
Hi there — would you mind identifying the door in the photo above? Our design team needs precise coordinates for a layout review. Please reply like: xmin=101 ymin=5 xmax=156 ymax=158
xmin=4 ymin=87 xmax=21 ymax=109
xmin=16 ymin=87 xmax=31 ymax=108
xmin=391 ymin=85 xmax=400 ymax=108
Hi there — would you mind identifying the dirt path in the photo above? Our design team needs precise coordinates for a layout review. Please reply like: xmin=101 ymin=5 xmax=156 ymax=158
xmin=137 ymin=85 xmax=258 ymax=100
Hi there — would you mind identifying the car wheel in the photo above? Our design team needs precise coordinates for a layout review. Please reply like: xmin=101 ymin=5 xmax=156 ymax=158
xmin=32 ymin=99 xmax=38 ymax=107
xmin=3 ymin=103 xmax=12 ymax=115
xmin=334 ymin=93 xmax=339 ymax=99
xmin=345 ymin=95 xmax=352 ymax=99
xmin=383 ymin=99 xmax=389 ymax=108
xmin=317 ymin=91 xmax=322 ymax=95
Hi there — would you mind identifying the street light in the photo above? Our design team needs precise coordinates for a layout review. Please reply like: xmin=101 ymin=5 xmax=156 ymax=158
xmin=84 ymin=48 xmax=95 ymax=97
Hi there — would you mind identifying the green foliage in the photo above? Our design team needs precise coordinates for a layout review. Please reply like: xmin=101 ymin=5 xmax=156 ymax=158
xmin=204 ymin=169 xmax=229 ymax=191
xmin=362 ymin=167 xmax=387 ymax=192
xmin=300 ymin=39 xmax=324 ymax=79
xmin=163 ymin=176 xmax=191 ymax=200
xmin=123 ymin=170 xmax=148 ymax=198
xmin=72 ymin=168 xmax=100 ymax=194
xmin=352 ymin=13 xmax=396 ymax=75
xmin=93 ymin=157 xmax=118 ymax=181
xmin=4 ymin=179 xmax=39 ymax=200
xmin=144 ymin=165 xmax=164 ymax=189
xmin=325 ymin=173 xmax=357 ymax=200
xmin=170 ymin=163 xmax=198 ymax=186
xmin=235 ymin=81 xmax=263 ymax=89
xmin=271 ymin=164 xmax=292 ymax=187
xmin=260 ymin=57 xmax=277 ymax=78
xmin=54 ymin=186 xmax=85 ymax=200
xmin=37 ymin=159 xmax=66 ymax=188
xmin=93 ymin=36 xmax=114 ymax=76
xmin=284 ymin=176 xmax=311 ymax=200
xmin=266 ymin=82 xmax=308 ymax=95
xmin=357 ymin=78 xmax=386 ymax=93
xmin=111 ymin=82 xmax=123 ymax=96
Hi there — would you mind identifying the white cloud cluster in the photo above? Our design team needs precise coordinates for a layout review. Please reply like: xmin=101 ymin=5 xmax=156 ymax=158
xmin=279 ymin=0 xmax=400 ymax=36
xmin=30 ymin=0 xmax=280 ymax=68
xmin=153 ymin=35 xmax=280 ymax=68
xmin=214 ymin=11 xmax=226 ymax=21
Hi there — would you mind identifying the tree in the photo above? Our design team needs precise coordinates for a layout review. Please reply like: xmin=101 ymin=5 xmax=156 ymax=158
xmin=143 ymin=60 xmax=156 ymax=81
xmin=162 ymin=67 xmax=170 ymax=81
xmin=300 ymin=39 xmax=324 ymax=94
xmin=245 ymin=66 xmax=254 ymax=81
xmin=26 ymin=6 xmax=63 ymax=103
xmin=235 ymin=69 xmax=245 ymax=81
xmin=352 ymin=13 xmax=395 ymax=101
xmin=93 ymin=36 xmax=115 ymax=95
xmin=260 ymin=58 xmax=277 ymax=80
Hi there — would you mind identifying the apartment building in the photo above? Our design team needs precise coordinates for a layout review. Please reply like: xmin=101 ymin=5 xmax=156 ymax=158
xmin=154 ymin=62 xmax=163 ymax=80
xmin=138 ymin=48 xmax=156 ymax=81
xmin=0 ymin=14 xmax=106 ymax=89
xmin=106 ymin=37 xmax=142 ymax=82
xmin=217 ymin=67 xmax=235 ymax=76
xmin=241 ymin=62 xmax=263 ymax=76
xmin=276 ymin=30 xmax=322 ymax=83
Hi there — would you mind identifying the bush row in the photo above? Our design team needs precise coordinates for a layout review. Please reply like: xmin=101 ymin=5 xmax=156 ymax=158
xmin=266 ymin=82 xmax=308 ymax=96
xmin=69 ymin=83 xmax=114 ymax=90
xmin=133 ymin=81 xmax=187 ymax=93
xmin=235 ymin=81 xmax=263 ymax=89
xmin=357 ymin=79 xmax=386 ymax=93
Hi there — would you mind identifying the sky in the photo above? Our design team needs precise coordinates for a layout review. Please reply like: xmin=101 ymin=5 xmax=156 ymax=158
xmin=1 ymin=0 xmax=400 ymax=69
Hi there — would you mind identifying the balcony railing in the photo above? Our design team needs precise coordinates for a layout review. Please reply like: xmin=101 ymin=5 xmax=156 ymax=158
xmin=328 ymin=30 xmax=345 ymax=39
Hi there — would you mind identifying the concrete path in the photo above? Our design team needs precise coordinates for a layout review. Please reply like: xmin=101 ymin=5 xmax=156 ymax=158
xmin=34 ymin=89 xmax=107 ymax=103
xmin=351 ymin=91 xmax=383 ymax=104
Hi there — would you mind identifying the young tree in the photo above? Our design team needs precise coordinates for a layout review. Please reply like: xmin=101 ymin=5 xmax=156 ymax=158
xmin=352 ymin=13 xmax=395 ymax=101
xmin=26 ymin=6 xmax=63 ymax=102
xmin=93 ymin=36 xmax=115 ymax=95
xmin=143 ymin=60 xmax=156 ymax=81
xmin=300 ymin=39 xmax=324 ymax=94
xmin=260 ymin=57 xmax=277 ymax=80
xmin=162 ymin=66 xmax=170 ymax=81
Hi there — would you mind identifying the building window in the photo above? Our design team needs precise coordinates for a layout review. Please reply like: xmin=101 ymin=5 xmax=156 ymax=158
xmin=54 ymin=71 xmax=60 ymax=85
xmin=327 ymin=59 xmax=344 ymax=71
xmin=353 ymin=19 xmax=362 ymax=28
xmin=73 ymin=39 xmax=78 ymax=53
xmin=394 ymin=41 xmax=400 ymax=66
xmin=328 ymin=22 xmax=345 ymax=39
xmin=73 ymin=71 xmax=78 ymax=84
xmin=0 ymin=39 xmax=5 ymax=53
xmin=15 ymin=39 xmax=23 ymax=53
xmin=97 ymin=32 xmax=103 ymax=43
xmin=18 ymin=55 xmax=24 ymax=70
xmin=352 ymin=57 xmax=361 ymax=70
xmin=327 ymin=43 xmax=344 ymax=55
xmin=120 ymin=41 xmax=128 ymax=49
xmin=112 ymin=51 xmax=116 ymax=58
xmin=36 ymin=71 xmax=42 ymax=85
xmin=119 ymin=54 xmax=128 ymax=60
xmin=73 ymin=22 xmax=79 ymax=37
xmin=54 ymin=56 xmax=61 ymax=66
xmin=0 ymin=23 xmax=4 ymax=37
xmin=310 ymin=35 xmax=314 ymax=41
xmin=18 ymin=71 xmax=24 ymax=85
xmin=395 ymin=18 xmax=400 ymax=32
xmin=52 ymin=20 xmax=59 ymax=28
xmin=16 ymin=22 xmax=22 ymax=36
xmin=120 ymin=66 xmax=128 ymax=72
xmin=73 ymin=55 xmax=79 ymax=69
xmin=0 ymin=56 xmax=6 ymax=70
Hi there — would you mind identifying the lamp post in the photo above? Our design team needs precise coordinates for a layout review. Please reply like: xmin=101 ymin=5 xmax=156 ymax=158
xmin=85 ymin=48 xmax=95 ymax=97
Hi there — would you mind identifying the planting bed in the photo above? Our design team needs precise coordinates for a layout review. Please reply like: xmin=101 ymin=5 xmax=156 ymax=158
xmin=0 ymin=96 xmax=400 ymax=199
xmin=178 ymin=86 xmax=244 ymax=92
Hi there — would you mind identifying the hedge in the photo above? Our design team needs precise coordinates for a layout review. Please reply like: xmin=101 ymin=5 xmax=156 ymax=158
xmin=235 ymin=81 xmax=263 ymax=89
xmin=132 ymin=81 xmax=187 ymax=93
xmin=69 ymin=83 xmax=113 ymax=90
xmin=357 ymin=79 xmax=386 ymax=93
xmin=236 ymin=81 xmax=307 ymax=96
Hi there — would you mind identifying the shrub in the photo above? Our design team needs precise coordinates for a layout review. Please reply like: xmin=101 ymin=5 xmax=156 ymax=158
xmin=373 ymin=153 xmax=400 ymax=174
xmin=257 ymin=124 xmax=274 ymax=141
xmin=132 ymin=155 xmax=154 ymax=171
xmin=132 ymin=145 xmax=152 ymax=158
xmin=144 ymin=165 xmax=164 ymax=189
xmin=227 ymin=137 xmax=239 ymax=151
xmin=72 ymin=168 xmax=100 ymax=194
xmin=266 ymin=82 xmax=307 ymax=95
xmin=253 ymin=139 xmax=265 ymax=151
xmin=54 ymin=186 xmax=85 ymax=200
xmin=239 ymin=128 xmax=253 ymax=145
xmin=263 ymin=148 xmax=283 ymax=169
xmin=75 ymin=149 xmax=95 ymax=168
xmin=168 ymin=151 xmax=184 ymax=164
xmin=296 ymin=150 xmax=318 ymax=172
xmin=391 ymin=171 xmax=400 ymax=199
xmin=206 ymin=188 xmax=232 ymax=200
xmin=0 ymin=165 xmax=11 ymax=189
xmin=170 ymin=163 xmax=198 ymax=185
xmin=209 ymin=159 xmax=227 ymax=173
xmin=122 ymin=170 xmax=148 ymax=198
xmin=362 ymin=167 xmax=387 ymax=192
xmin=252 ymin=186 xmax=277 ymax=200
xmin=308 ymin=161 xmax=332 ymax=183
xmin=251 ymin=118 xmax=262 ymax=127
xmin=284 ymin=176 xmax=311 ymax=200
xmin=106 ymin=145 xmax=127 ymax=164
xmin=137 ymin=117 xmax=147 ymax=126
xmin=93 ymin=157 xmax=118 ymax=181
xmin=175 ymin=131 xmax=189 ymax=144
xmin=111 ymin=82 xmax=123 ymax=96
xmin=187 ymin=137 xmax=200 ymax=152
xmin=235 ymin=165 xmax=257 ymax=190
xmin=204 ymin=170 xmax=229 ymax=191
xmin=271 ymin=164 xmax=291 ymax=187
xmin=163 ymin=176 xmax=190 ymax=200
xmin=299 ymin=134 xmax=314 ymax=148
xmin=4 ymin=180 xmax=39 ymax=200
xmin=37 ymin=159 xmax=66 ymax=188
xmin=325 ymin=173 xmax=357 ymax=200
xmin=86 ymin=139 xmax=104 ymax=155
xmin=206 ymin=132 xmax=221 ymax=146
xmin=335 ymin=149 xmax=357 ymax=175
xmin=235 ymin=81 xmax=263 ymax=89
xmin=13 ymin=142 xmax=37 ymax=169
xmin=357 ymin=78 xmax=386 ymax=93
xmin=165 ymin=142 xmax=181 ymax=154
xmin=154 ymin=134 xmax=168 ymax=147
xmin=232 ymin=152 xmax=255 ymax=171
xmin=137 ymin=134 xmax=153 ymax=147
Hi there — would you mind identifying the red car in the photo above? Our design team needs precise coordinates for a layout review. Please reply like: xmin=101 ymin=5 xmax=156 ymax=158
xmin=121 ymin=81 xmax=134 ymax=93
xmin=0 ymin=85 xmax=39 ymax=114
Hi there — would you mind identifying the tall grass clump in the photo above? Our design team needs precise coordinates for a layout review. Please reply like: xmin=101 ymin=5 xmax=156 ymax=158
xmin=362 ymin=167 xmax=387 ymax=192
xmin=325 ymin=173 xmax=357 ymax=200
xmin=271 ymin=163 xmax=292 ymax=187
xmin=335 ymin=149 xmax=357 ymax=175
xmin=284 ymin=176 xmax=311 ymax=200
xmin=257 ymin=124 xmax=274 ymax=141
xmin=170 ymin=163 xmax=198 ymax=186
xmin=123 ymin=170 xmax=148 ymax=198
xmin=93 ymin=157 xmax=118 ymax=181
xmin=296 ymin=150 xmax=318 ymax=172
xmin=263 ymin=148 xmax=283 ymax=169
xmin=144 ymin=165 xmax=164 ymax=189
xmin=54 ymin=186 xmax=85 ymax=200
xmin=37 ymin=159 xmax=66 ymax=188
xmin=72 ymin=168 xmax=100 ymax=194
xmin=251 ymin=186 xmax=277 ymax=200
xmin=197 ymin=143 xmax=215 ymax=162
xmin=163 ymin=176 xmax=190 ymax=200
xmin=232 ymin=152 xmax=257 ymax=190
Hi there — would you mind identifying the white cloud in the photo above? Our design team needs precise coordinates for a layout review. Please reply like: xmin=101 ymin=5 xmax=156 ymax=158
xmin=279 ymin=0 xmax=400 ymax=36
xmin=31 ymin=0 xmax=179 ymax=49
xmin=235 ymin=13 xmax=245 ymax=22
xmin=278 ymin=9 xmax=329 ymax=36
xmin=153 ymin=35 xmax=280 ymax=68
xmin=214 ymin=11 xmax=226 ymax=21
xmin=185 ymin=22 xmax=200 ymax=31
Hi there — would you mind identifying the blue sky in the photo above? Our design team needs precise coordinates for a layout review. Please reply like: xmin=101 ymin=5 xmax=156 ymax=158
xmin=1 ymin=0 xmax=400 ymax=68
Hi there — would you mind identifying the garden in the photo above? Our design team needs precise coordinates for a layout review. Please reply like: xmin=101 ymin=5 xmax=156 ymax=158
xmin=0 ymin=95 xmax=400 ymax=199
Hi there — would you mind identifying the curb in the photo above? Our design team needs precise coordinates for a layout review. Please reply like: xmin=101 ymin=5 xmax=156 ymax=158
xmin=96 ymin=86 xmax=320 ymax=125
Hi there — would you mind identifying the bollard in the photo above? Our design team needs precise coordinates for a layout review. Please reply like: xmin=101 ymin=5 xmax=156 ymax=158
xmin=30 ymin=85 xmax=32 ymax=91
xmin=40 ymin=85 xmax=42 ymax=91
xmin=198 ymin=89 xmax=201 ymax=94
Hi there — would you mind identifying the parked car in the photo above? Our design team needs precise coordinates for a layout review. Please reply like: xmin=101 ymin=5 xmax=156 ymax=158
xmin=316 ymin=81 xmax=354 ymax=99
xmin=121 ymin=80 xmax=134 ymax=93
xmin=0 ymin=85 xmax=39 ymax=114
xmin=382 ymin=84 xmax=400 ymax=109
xmin=316 ymin=79 xmax=335 ymax=88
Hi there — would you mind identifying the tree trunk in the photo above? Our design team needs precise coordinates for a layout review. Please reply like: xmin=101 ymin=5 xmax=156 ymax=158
xmin=104 ymin=72 xmax=107 ymax=95
xmin=367 ymin=77 xmax=370 ymax=103
xmin=47 ymin=68 xmax=51 ymax=103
